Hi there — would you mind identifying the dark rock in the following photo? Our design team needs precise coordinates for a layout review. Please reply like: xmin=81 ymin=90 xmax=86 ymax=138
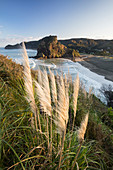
xmin=36 ymin=35 xmax=66 ymax=59
xmin=5 ymin=44 xmax=21 ymax=49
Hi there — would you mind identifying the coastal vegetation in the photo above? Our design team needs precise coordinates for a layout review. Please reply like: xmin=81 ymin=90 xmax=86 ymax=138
xmin=0 ymin=45 xmax=113 ymax=169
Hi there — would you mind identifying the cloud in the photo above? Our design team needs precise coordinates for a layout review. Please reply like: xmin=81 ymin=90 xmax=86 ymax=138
xmin=0 ymin=35 xmax=42 ymax=47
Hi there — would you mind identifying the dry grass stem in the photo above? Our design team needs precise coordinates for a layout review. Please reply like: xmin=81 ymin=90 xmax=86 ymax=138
xmin=88 ymin=87 xmax=93 ymax=98
xmin=71 ymin=140 xmax=83 ymax=170
xmin=71 ymin=113 xmax=89 ymax=170
xmin=58 ymin=128 xmax=66 ymax=170
xmin=78 ymin=113 xmax=89 ymax=142
xmin=83 ymin=85 xmax=87 ymax=99
xmin=69 ymin=74 xmax=79 ymax=148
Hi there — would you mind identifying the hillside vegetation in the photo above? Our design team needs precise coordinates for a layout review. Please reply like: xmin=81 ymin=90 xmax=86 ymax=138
xmin=0 ymin=47 xmax=113 ymax=169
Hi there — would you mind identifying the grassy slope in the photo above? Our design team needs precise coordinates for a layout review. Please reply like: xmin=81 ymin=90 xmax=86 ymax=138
xmin=0 ymin=54 xmax=113 ymax=169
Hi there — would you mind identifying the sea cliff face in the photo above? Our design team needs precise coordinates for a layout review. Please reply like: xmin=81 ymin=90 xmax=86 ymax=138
xmin=35 ymin=35 xmax=66 ymax=59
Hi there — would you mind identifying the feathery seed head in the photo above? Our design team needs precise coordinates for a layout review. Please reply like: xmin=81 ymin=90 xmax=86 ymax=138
xmin=54 ymin=74 xmax=69 ymax=135
xmin=49 ymin=68 xmax=57 ymax=103
xmin=78 ymin=113 xmax=89 ymax=142
xmin=34 ymin=80 xmax=51 ymax=116
xmin=73 ymin=73 xmax=79 ymax=118
xmin=42 ymin=69 xmax=51 ymax=111
xmin=22 ymin=42 xmax=36 ymax=114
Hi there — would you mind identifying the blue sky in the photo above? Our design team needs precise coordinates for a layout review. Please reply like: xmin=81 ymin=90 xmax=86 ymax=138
xmin=0 ymin=0 xmax=113 ymax=46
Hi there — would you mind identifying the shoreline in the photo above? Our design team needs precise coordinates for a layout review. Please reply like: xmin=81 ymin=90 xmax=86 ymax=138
xmin=57 ymin=54 xmax=113 ymax=82
xmin=77 ymin=55 xmax=113 ymax=82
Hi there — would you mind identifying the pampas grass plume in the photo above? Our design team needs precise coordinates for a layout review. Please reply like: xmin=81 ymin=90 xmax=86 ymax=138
xmin=49 ymin=68 xmax=57 ymax=103
xmin=34 ymin=80 xmax=51 ymax=116
xmin=22 ymin=42 xmax=36 ymax=115
xmin=78 ymin=113 xmax=89 ymax=142
xmin=42 ymin=69 xmax=51 ymax=114
xmin=73 ymin=73 xmax=79 ymax=118
xmin=56 ymin=73 xmax=69 ymax=132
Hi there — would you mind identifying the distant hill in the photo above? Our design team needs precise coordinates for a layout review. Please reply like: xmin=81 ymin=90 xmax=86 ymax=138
xmin=59 ymin=38 xmax=113 ymax=55
xmin=5 ymin=36 xmax=113 ymax=56
xmin=5 ymin=41 xmax=40 ymax=50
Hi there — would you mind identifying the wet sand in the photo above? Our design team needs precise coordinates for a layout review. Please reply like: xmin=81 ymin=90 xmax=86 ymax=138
xmin=78 ymin=55 xmax=113 ymax=82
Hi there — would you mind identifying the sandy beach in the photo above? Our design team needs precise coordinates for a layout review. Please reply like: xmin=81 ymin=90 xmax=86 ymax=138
xmin=78 ymin=55 xmax=113 ymax=82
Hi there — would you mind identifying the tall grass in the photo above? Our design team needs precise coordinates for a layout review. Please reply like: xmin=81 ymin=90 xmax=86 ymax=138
xmin=69 ymin=73 xmax=79 ymax=148
xmin=71 ymin=113 xmax=89 ymax=170
xmin=22 ymin=42 xmax=39 ymax=131
xmin=0 ymin=48 xmax=112 ymax=169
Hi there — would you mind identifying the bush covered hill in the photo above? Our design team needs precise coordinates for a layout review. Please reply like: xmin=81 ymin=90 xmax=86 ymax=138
xmin=5 ymin=35 xmax=113 ymax=56
xmin=0 ymin=53 xmax=113 ymax=169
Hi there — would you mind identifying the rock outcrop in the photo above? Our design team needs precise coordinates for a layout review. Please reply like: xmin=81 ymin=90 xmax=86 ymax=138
xmin=5 ymin=44 xmax=21 ymax=49
xmin=35 ymin=35 xmax=66 ymax=59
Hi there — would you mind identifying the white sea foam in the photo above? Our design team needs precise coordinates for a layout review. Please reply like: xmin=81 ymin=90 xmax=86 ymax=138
xmin=32 ymin=58 xmax=113 ymax=103
xmin=1 ymin=48 xmax=113 ymax=103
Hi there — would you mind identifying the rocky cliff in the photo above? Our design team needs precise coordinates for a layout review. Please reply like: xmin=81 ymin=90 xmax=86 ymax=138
xmin=35 ymin=35 xmax=66 ymax=59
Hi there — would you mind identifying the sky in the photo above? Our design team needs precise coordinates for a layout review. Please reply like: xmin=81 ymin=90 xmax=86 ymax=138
xmin=0 ymin=0 xmax=113 ymax=47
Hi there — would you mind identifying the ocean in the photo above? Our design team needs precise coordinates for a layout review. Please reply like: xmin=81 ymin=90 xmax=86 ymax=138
xmin=0 ymin=47 xmax=113 ymax=103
